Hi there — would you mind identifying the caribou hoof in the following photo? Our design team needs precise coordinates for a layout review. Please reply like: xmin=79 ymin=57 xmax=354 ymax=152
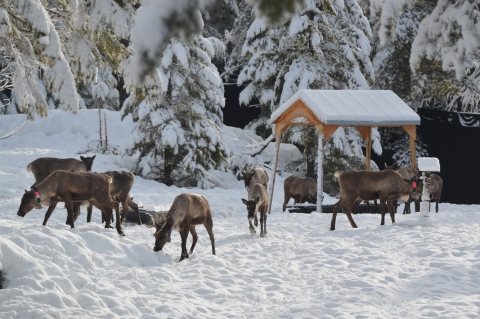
xmin=249 ymin=227 xmax=256 ymax=234
xmin=260 ymin=231 xmax=266 ymax=237
xmin=116 ymin=226 xmax=125 ymax=236
xmin=179 ymin=252 xmax=189 ymax=262
xmin=167 ymin=236 xmax=171 ymax=243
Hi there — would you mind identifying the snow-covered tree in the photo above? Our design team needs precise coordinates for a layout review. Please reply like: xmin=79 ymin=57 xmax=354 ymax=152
xmin=0 ymin=0 xmax=135 ymax=118
xmin=226 ymin=0 xmax=378 ymax=176
xmin=128 ymin=0 xmax=307 ymax=82
xmin=374 ymin=0 xmax=480 ymax=113
xmin=122 ymin=36 xmax=230 ymax=188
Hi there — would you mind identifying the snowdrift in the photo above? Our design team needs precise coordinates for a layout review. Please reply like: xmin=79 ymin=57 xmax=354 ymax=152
xmin=1 ymin=110 xmax=480 ymax=318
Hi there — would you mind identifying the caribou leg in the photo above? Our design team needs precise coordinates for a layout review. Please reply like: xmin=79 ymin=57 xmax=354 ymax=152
xmin=42 ymin=202 xmax=58 ymax=226
xmin=344 ymin=202 xmax=358 ymax=228
xmin=189 ymin=225 xmax=198 ymax=255
xmin=64 ymin=199 xmax=75 ymax=228
xmin=86 ymin=203 xmax=93 ymax=223
xmin=179 ymin=223 xmax=190 ymax=262
xmin=380 ymin=200 xmax=386 ymax=225
xmin=204 ymin=215 xmax=215 ymax=255
xmin=260 ymin=207 xmax=267 ymax=237
xmin=387 ymin=200 xmax=396 ymax=224
xmin=330 ymin=199 xmax=346 ymax=231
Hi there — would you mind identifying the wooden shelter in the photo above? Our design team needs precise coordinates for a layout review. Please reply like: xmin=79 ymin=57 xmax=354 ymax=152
xmin=267 ymin=90 xmax=421 ymax=214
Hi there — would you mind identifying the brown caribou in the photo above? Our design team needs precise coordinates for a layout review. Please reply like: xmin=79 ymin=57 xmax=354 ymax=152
xmin=27 ymin=156 xmax=96 ymax=221
xmin=242 ymin=183 xmax=269 ymax=237
xmin=242 ymin=167 xmax=269 ymax=192
xmin=282 ymin=175 xmax=316 ymax=212
xmin=84 ymin=171 xmax=141 ymax=225
xmin=417 ymin=173 xmax=443 ymax=213
xmin=17 ymin=171 xmax=124 ymax=235
xmin=384 ymin=162 xmax=419 ymax=214
xmin=153 ymin=194 xmax=215 ymax=262
xmin=331 ymin=170 xmax=422 ymax=231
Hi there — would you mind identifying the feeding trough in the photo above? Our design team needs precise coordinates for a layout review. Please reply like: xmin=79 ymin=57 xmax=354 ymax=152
xmin=123 ymin=207 xmax=168 ymax=226
xmin=398 ymin=157 xmax=440 ymax=227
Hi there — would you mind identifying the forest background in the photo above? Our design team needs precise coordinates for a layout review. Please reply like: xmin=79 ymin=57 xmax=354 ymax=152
xmin=1 ymin=0 xmax=479 ymax=195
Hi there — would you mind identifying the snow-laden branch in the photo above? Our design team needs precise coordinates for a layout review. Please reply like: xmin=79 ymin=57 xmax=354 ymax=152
xmin=244 ymin=134 xmax=275 ymax=157
xmin=0 ymin=118 xmax=26 ymax=139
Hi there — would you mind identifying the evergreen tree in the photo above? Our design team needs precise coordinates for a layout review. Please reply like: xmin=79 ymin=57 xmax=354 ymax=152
xmin=375 ymin=0 xmax=480 ymax=113
xmin=122 ymin=36 xmax=230 ymax=188
xmin=0 ymin=0 xmax=134 ymax=117
xmin=226 ymin=0 xmax=378 ymax=176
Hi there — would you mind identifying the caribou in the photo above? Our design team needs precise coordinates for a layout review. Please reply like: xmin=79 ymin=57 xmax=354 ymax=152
xmin=242 ymin=167 xmax=269 ymax=192
xmin=17 ymin=171 xmax=124 ymax=235
xmin=242 ymin=183 xmax=269 ymax=237
xmin=153 ymin=194 xmax=215 ymax=262
xmin=330 ymin=170 xmax=422 ymax=231
xmin=282 ymin=175 xmax=316 ymax=212
xmin=384 ymin=162 xmax=419 ymax=214
xmin=27 ymin=156 xmax=96 ymax=222
xmin=84 ymin=171 xmax=141 ymax=225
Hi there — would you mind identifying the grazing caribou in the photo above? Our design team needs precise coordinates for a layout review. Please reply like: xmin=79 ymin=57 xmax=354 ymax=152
xmin=242 ymin=183 xmax=269 ymax=237
xmin=84 ymin=171 xmax=141 ymax=225
xmin=153 ymin=194 xmax=215 ymax=262
xmin=242 ymin=167 xmax=269 ymax=192
xmin=27 ymin=156 xmax=96 ymax=221
xmin=282 ymin=175 xmax=316 ymax=212
xmin=17 ymin=171 xmax=124 ymax=235
xmin=331 ymin=170 xmax=422 ymax=230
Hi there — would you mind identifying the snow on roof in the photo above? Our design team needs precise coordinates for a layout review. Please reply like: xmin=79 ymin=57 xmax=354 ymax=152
xmin=271 ymin=90 xmax=421 ymax=126
xmin=418 ymin=157 xmax=440 ymax=172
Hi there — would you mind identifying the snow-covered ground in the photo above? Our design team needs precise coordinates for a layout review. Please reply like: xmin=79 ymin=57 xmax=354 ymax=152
xmin=1 ymin=110 xmax=480 ymax=318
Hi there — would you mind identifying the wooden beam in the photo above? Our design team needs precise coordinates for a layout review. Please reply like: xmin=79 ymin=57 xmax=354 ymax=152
xmin=274 ymin=100 xmax=322 ymax=126
xmin=274 ymin=122 xmax=288 ymax=138
xmin=355 ymin=126 xmax=370 ymax=139
xmin=402 ymin=125 xmax=416 ymax=140
xmin=323 ymin=125 xmax=339 ymax=140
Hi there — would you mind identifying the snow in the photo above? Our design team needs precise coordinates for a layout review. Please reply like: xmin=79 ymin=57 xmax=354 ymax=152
xmin=1 ymin=110 xmax=480 ymax=318
xmin=418 ymin=157 xmax=440 ymax=173
xmin=271 ymin=90 xmax=421 ymax=126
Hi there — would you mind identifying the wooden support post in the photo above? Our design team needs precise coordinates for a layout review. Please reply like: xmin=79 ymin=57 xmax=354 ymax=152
xmin=403 ymin=125 xmax=417 ymax=171
xmin=409 ymin=136 xmax=416 ymax=171
xmin=316 ymin=126 xmax=324 ymax=213
xmin=365 ymin=127 xmax=372 ymax=171
xmin=267 ymin=124 xmax=286 ymax=215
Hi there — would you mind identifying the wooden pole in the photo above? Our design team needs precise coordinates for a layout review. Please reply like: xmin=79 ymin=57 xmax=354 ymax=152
xmin=409 ymin=136 xmax=416 ymax=171
xmin=365 ymin=127 xmax=372 ymax=170
xmin=316 ymin=128 xmax=324 ymax=213
xmin=267 ymin=124 xmax=285 ymax=215
xmin=98 ymin=98 xmax=103 ymax=148
xmin=104 ymin=112 xmax=108 ymax=148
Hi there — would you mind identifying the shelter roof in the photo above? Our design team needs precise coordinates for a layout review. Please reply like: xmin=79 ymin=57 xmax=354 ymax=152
xmin=271 ymin=90 xmax=420 ymax=126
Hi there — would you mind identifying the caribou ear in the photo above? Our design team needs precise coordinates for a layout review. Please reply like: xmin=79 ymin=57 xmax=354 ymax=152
xmin=255 ymin=197 xmax=260 ymax=204
xmin=25 ymin=189 xmax=28 ymax=194
xmin=80 ymin=156 xmax=85 ymax=161
xmin=92 ymin=155 xmax=96 ymax=160
xmin=384 ymin=162 xmax=387 ymax=168
xmin=242 ymin=198 xmax=248 ymax=205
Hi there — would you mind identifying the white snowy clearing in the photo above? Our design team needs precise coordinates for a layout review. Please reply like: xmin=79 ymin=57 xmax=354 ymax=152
xmin=1 ymin=110 xmax=480 ymax=319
